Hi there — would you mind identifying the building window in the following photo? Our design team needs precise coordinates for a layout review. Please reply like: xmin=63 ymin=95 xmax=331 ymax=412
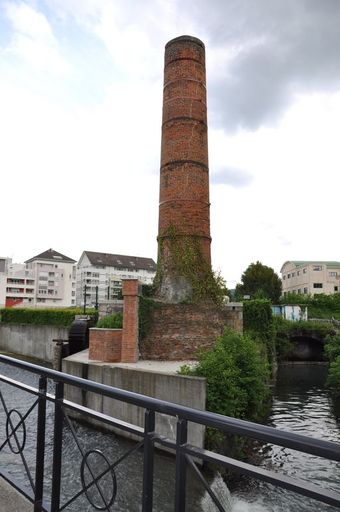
xmin=298 ymin=289 xmax=301 ymax=294
xmin=303 ymin=268 xmax=307 ymax=274
xmin=335 ymin=286 xmax=339 ymax=292
xmin=313 ymin=283 xmax=323 ymax=288
xmin=282 ymin=275 xmax=286 ymax=280
xmin=291 ymin=272 xmax=295 ymax=277
xmin=297 ymin=271 xmax=300 ymax=276
xmin=330 ymin=272 xmax=338 ymax=277
xmin=287 ymin=273 xmax=291 ymax=278
xmin=313 ymin=265 xmax=322 ymax=271
xmin=304 ymin=287 xmax=308 ymax=294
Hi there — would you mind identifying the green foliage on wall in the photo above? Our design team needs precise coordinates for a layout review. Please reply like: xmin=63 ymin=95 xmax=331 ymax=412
xmin=243 ymin=299 xmax=273 ymax=338
xmin=243 ymin=299 xmax=275 ymax=365
xmin=96 ymin=313 xmax=123 ymax=329
xmin=0 ymin=308 xmax=98 ymax=327
xmin=138 ymin=296 xmax=159 ymax=341
xmin=156 ymin=226 xmax=228 ymax=305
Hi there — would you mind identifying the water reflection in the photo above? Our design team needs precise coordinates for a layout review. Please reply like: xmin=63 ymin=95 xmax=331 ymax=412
xmin=232 ymin=363 xmax=340 ymax=511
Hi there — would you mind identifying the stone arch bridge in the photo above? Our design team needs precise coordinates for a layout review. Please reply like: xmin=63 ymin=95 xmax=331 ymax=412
xmin=284 ymin=320 xmax=339 ymax=361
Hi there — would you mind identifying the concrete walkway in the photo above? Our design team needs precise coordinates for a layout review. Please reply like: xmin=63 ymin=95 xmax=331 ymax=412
xmin=0 ymin=478 xmax=32 ymax=511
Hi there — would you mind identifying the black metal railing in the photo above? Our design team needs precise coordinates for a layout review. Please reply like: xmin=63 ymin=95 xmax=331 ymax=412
xmin=1 ymin=354 xmax=340 ymax=511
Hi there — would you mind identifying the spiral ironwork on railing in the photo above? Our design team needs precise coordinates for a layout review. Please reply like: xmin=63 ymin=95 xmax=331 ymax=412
xmin=1 ymin=354 xmax=340 ymax=511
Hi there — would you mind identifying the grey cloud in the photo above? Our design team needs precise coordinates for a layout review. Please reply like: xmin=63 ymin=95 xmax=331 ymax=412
xmin=210 ymin=167 xmax=253 ymax=187
xmin=183 ymin=0 xmax=340 ymax=131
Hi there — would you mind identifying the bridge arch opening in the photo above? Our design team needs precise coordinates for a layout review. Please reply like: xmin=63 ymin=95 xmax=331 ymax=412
xmin=287 ymin=336 xmax=325 ymax=361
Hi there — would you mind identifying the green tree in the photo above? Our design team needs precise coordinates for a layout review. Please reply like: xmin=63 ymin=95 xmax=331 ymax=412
xmin=236 ymin=261 xmax=282 ymax=303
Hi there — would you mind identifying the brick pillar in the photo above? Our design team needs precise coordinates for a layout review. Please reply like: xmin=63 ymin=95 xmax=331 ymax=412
xmin=155 ymin=35 xmax=211 ymax=302
xmin=121 ymin=279 xmax=139 ymax=363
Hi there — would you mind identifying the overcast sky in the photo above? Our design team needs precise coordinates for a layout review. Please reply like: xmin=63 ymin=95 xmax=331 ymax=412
xmin=1 ymin=0 xmax=340 ymax=288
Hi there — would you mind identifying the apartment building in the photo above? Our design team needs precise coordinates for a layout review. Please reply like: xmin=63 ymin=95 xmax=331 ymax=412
xmin=0 ymin=257 xmax=11 ymax=307
xmin=0 ymin=249 xmax=76 ymax=308
xmin=76 ymin=251 xmax=157 ymax=308
xmin=25 ymin=249 xmax=76 ymax=307
xmin=281 ymin=261 xmax=340 ymax=296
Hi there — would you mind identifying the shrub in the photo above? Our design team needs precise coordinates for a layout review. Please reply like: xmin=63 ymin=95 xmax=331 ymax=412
xmin=96 ymin=313 xmax=123 ymax=329
xmin=327 ymin=358 xmax=340 ymax=389
xmin=324 ymin=334 xmax=340 ymax=390
xmin=243 ymin=299 xmax=275 ymax=366
xmin=179 ymin=329 xmax=270 ymax=421
xmin=0 ymin=308 xmax=97 ymax=327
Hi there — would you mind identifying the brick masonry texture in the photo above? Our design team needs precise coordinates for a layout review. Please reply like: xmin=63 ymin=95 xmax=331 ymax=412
xmin=156 ymin=35 xmax=211 ymax=301
xmin=89 ymin=279 xmax=139 ymax=363
xmin=89 ymin=328 xmax=122 ymax=362
xmin=121 ymin=279 xmax=139 ymax=363
xmin=141 ymin=303 xmax=243 ymax=361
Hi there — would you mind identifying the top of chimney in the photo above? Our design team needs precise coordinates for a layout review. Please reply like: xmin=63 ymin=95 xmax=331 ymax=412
xmin=165 ymin=35 xmax=205 ymax=49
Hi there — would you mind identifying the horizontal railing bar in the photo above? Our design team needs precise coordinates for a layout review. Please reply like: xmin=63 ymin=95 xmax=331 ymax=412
xmin=1 ymin=355 xmax=340 ymax=463
xmin=62 ymin=399 xmax=145 ymax=437
xmin=0 ymin=469 xmax=51 ymax=511
xmin=0 ymin=374 xmax=42 ymax=397
xmin=183 ymin=445 xmax=340 ymax=509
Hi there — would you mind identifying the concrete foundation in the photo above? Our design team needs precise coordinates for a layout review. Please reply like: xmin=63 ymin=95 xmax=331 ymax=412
xmin=62 ymin=350 xmax=206 ymax=449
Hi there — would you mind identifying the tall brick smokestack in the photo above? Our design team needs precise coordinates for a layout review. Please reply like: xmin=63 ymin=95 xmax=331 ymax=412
xmin=155 ymin=35 xmax=211 ymax=303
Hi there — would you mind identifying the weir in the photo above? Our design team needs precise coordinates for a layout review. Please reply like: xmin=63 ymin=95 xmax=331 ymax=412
xmin=1 ymin=355 xmax=340 ymax=511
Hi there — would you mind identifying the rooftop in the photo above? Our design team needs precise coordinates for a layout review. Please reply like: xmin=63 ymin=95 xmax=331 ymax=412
xmin=82 ymin=251 xmax=156 ymax=272
xmin=25 ymin=248 xmax=76 ymax=264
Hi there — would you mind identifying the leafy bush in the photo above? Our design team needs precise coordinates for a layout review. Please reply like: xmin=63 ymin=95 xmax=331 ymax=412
xmin=325 ymin=333 xmax=340 ymax=362
xmin=243 ymin=299 xmax=275 ymax=366
xmin=0 ymin=308 xmax=97 ymax=327
xmin=243 ymin=299 xmax=273 ymax=338
xmin=96 ymin=313 xmax=123 ymax=329
xmin=179 ymin=329 xmax=270 ymax=421
xmin=327 ymin=358 xmax=340 ymax=389
xmin=325 ymin=334 xmax=340 ymax=390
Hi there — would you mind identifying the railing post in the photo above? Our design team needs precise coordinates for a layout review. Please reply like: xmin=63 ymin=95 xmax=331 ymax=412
xmin=34 ymin=376 xmax=47 ymax=511
xmin=51 ymin=381 xmax=64 ymax=512
xmin=174 ymin=418 xmax=188 ymax=512
xmin=142 ymin=409 xmax=155 ymax=512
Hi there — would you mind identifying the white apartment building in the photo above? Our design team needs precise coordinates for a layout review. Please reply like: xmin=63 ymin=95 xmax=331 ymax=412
xmin=281 ymin=261 xmax=340 ymax=297
xmin=76 ymin=251 xmax=157 ymax=308
xmin=0 ymin=249 xmax=76 ymax=308
xmin=0 ymin=257 xmax=11 ymax=307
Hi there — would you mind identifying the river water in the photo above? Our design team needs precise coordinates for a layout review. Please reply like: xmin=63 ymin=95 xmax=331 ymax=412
xmin=228 ymin=364 xmax=340 ymax=511
xmin=1 ymin=362 xmax=340 ymax=511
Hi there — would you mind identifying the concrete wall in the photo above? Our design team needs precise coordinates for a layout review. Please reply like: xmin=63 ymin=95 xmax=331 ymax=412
xmin=62 ymin=358 xmax=206 ymax=449
xmin=0 ymin=324 xmax=68 ymax=361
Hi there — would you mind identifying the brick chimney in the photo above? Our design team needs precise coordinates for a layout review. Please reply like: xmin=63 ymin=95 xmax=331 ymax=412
xmin=155 ymin=35 xmax=211 ymax=303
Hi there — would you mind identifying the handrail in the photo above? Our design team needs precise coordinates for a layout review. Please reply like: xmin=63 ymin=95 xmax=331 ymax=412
xmin=1 ymin=354 xmax=340 ymax=511
xmin=1 ymin=354 xmax=340 ymax=461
